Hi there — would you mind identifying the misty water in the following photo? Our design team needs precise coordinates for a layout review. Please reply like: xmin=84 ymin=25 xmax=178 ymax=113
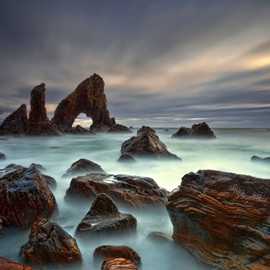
xmin=0 ymin=128 xmax=270 ymax=270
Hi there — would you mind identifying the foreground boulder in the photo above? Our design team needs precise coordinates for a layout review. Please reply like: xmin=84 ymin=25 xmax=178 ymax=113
xmin=64 ymin=159 xmax=105 ymax=177
xmin=167 ymin=170 xmax=270 ymax=270
xmin=121 ymin=126 xmax=180 ymax=160
xmin=0 ymin=152 xmax=6 ymax=160
xmin=172 ymin=122 xmax=215 ymax=138
xmin=94 ymin=245 xmax=141 ymax=266
xmin=52 ymin=73 xmax=115 ymax=132
xmin=0 ymin=257 xmax=32 ymax=270
xmin=27 ymin=83 xmax=60 ymax=135
xmin=251 ymin=155 xmax=270 ymax=163
xmin=21 ymin=218 xmax=81 ymax=264
xmin=0 ymin=104 xmax=28 ymax=135
xmin=0 ymin=164 xmax=56 ymax=228
xmin=66 ymin=173 xmax=167 ymax=207
xmin=76 ymin=194 xmax=136 ymax=235
xmin=102 ymin=258 xmax=138 ymax=270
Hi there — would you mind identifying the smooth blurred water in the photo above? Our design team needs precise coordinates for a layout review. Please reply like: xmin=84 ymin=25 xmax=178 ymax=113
xmin=0 ymin=128 xmax=269 ymax=269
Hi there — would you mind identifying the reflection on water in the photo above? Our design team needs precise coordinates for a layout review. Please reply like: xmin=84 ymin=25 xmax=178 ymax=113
xmin=0 ymin=128 xmax=269 ymax=269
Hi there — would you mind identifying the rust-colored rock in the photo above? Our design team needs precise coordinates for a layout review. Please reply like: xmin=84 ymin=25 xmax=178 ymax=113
xmin=27 ymin=83 xmax=60 ymax=135
xmin=21 ymin=218 xmax=82 ymax=264
xmin=0 ymin=104 xmax=28 ymax=135
xmin=167 ymin=170 xmax=270 ymax=270
xmin=76 ymin=193 xmax=136 ymax=235
xmin=0 ymin=164 xmax=56 ymax=228
xmin=66 ymin=173 xmax=167 ymax=208
xmin=102 ymin=258 xmax=138 ymax=270
xmin=121 ymin=126 xmax=181 ymax=160
xmin=0 ymin=257 xmax=32 ymax=270
xmin=94 ymin=245 xmax=141 ymax=266
xmin=52 ymin=73 xmax=115 ymax=132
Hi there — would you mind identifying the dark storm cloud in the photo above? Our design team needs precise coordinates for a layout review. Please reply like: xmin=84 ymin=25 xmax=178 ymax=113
xmin=0 ymin=0 xmax=270 ymax=127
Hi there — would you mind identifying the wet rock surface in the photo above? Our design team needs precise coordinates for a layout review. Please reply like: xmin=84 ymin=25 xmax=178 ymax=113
xmin=21 ymin=218 xmax=82 ymax=264
xmin=0 ymin=164 xmax=56 ymax=228
xmin=251 ymin=155 xmax=270 ymax=163
xmin=167 ymin=169 xmax=270 ymax=270
xmin=102 ymin=258 xmax=138 ymax=270
xmin=172 ymin=122 xmax=215 ymax=138
xmin=76 ymin=194 xmax=136 ymax=235
xmin=0 ymin=257 xmax=32 ymax=270
xmin=0 ymin=105 xmax=28 ymax=135
xmin=64 ymin=159 xmax=105 ymax=177
xmin=66 ymin=173 xmax=167 ymax=207
xmin=121 ymin=126 xmax=181 ymax=160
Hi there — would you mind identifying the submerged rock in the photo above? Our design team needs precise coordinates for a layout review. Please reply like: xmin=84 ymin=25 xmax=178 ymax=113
xmin=167 ymin=170 xmax=270 ymax=270
xmin=27 ymin=83 xmax=61 ymax=136
xmin=64 ymin=159 xmax=105 ymax=177
xmin=108 ymin=124 xmax=131 ymax=133
xmin=0 ymin=164 xmax=56 ymax=228
xmin=0 ymin=104 xmax=28 ymax=135
xmin=0 ymin=257 xmax=32 ymax=270
xmin=52 ymin=73 xmax=115 ymax=132
xmin=21 ymin=218 xmax=82 ymax=264
xmin=251 ymin=155 xmax=270 ymax=163
xmin=102 ymin=258 xmax=138 ymax=270
xmin=66 ymin=173 xmax=167 ymax=207
xmin=121 ymin=126 xmax=181 ymax=160
xmin=118 ymin=153 xmax=136 ymax=163
xmin=0 ymin=152 xmax=6 ymax=160
xmin=76 ymin=194 xmax=136 ymax=235
xmin=172 ymin=122 xmax=215 ymax=138
xmin=147 ymin=231 xmax=172 ymax=243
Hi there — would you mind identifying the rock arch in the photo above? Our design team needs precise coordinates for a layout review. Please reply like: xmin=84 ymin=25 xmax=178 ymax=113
xmin=52 ymin=73 xmax=115 ymax=132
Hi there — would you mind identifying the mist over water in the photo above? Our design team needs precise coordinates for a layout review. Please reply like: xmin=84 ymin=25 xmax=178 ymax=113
xmin=0 ymin=128 xmax=269 ymax=270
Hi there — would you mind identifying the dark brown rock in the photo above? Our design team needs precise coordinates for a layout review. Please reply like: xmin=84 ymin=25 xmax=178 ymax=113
xmin=63 ymin=159 xmax=105 ymax=177
xmin=66 ymin=173 xmax=167 ymax=208
xmin=27 ymin=83 xmax=61 ymax=135
xmin=172 ymin=122 xmax=215 ymax=138
xmin=52 ymin=74 xmax=115 ymax=132
xmin=121 ymin=126 xmax=181 ymax=160
xmin=0 ymin=152 xmax=6 ymax=160
xmin=76 ymin=193 xmax=136 ymax=235
xmin=0 ymin=104 xmax=28 ymax=135
xmin=0 ymin=257 xmax=32 ymax=270
xmin=94 ymin=245 xmax=141 ymax=266
xmin=251 ymin=155 xmax=270 ymax=163
xmin=108 ymin=124 xmax=131 ymax=133
xmin=0 ymin=164 xmax=56 ymax=228
xmin=102 ymin=258 xmax=138 ymax=270
xmin=167 ymin=170 xmax=270 ymax=270
xmin=21 ymin=218 xmax=82 ymax=264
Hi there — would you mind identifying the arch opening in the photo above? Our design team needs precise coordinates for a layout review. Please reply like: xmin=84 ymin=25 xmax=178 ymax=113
xmin=72 ymin=113 xmax=93 ymax=128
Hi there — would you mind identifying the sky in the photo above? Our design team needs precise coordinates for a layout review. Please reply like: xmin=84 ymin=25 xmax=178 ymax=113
xmin=0 ymin=0 xmax=270 ymax=128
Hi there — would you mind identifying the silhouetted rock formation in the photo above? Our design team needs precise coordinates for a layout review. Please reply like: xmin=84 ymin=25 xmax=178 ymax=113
xmin=121 ymin=126 xmax=181 ymax=160
xmin=167 ymin=170 xmax=270 ymax=270
xmin=172 ymin=122 xmax=216 ymax=138
xmin=76 ymin=194 xmax=136 ymax=235
xmin=108 ymin=124 xmax=131 ymax=133
xmin=21 ymin=218 xmax=82 ymax=264
xmin=52 ymin=74 xmax=115 ymax=132
xmin=66 ymin=173 xmax=167 ymax=208
xmin=94 ymin=245 xmax=141 ymax=268
xmin=0 ymin=164 xmax=56 ymax=228
xmin=0 ymin=257 xmax=32 ymax=270
xmin=0 ymin=104 xmax=28 ymax=135
xmin=27 ymin=83 xmax=60 ymax=135
xmin=251 ymin=155 xmax=270 ymax=163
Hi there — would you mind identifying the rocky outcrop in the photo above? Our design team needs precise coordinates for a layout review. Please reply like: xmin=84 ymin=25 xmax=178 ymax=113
xmin=27 ymin=83 xmax=60 ymax=135
xmin=0 ymin=152 xmax=6 ymax=160
xmin=21 ymin=218 xmax=81 ymax=264
xmin=94 ymin=245 xmax=141 ymax=266
xmin=52 ymin=74 xmax=115 ymax=132
xmin=0 ymin=164 xmax=56 ymax=228
xmin=0 ymin=257 xmax=32 ymax=270
xmin=63 ymin=159 xmax=105 ymax=177
xmin=121 ymin=126 xmax=181 ymax=160
xmin=66 ymin=173 xmax=167 ymax=207
xmin=108 ymin=124 xmax=131 ymax=133
xmin=76 ymin=194 xmax=136 ymax=235
xmin=0 ymin=105 xmax=28 ymax=135
xmin=251 ymin=155 xmax=270 ymax=163
xmin=102 ymin=258 xmax=138 ymax=270
xmin=167 ymin=170 xmax=270 ymax=270
xmin=172 ymin=122 xmax=216 ymax=138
